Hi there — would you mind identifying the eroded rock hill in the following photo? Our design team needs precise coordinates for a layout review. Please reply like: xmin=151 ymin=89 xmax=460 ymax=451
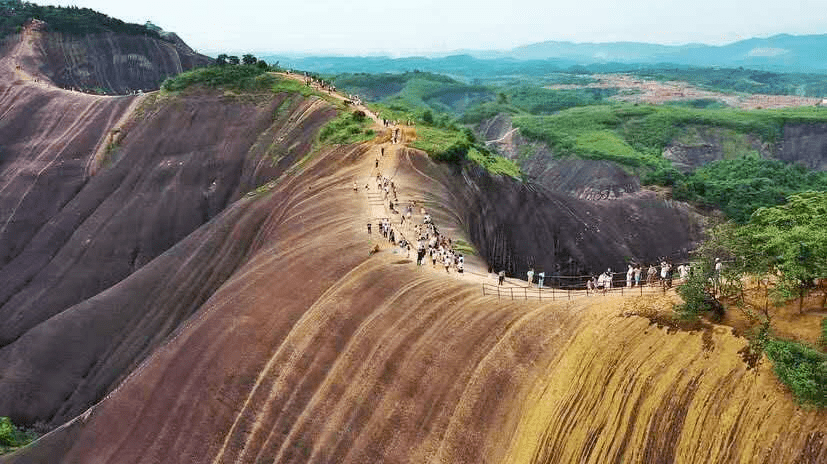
xmin=0 ymin=60 xmax=336 ymax=426
xmin=1 ymin=19 xmax=211 ymax=93
xmin=479 ymin=113 xmax=827 ymax=192
xmin=0 ymin=60 xmax=824 ymax=463
xmin=2 ymin=136 xmax=824 ymax=463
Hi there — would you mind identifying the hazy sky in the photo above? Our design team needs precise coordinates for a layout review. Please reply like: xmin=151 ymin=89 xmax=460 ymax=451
xmin=64 ymin=0 xmax=825 ymax=56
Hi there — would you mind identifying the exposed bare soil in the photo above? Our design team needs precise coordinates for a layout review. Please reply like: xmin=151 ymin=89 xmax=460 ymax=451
xmin=548 ymin=74 xmax=822 ymax=109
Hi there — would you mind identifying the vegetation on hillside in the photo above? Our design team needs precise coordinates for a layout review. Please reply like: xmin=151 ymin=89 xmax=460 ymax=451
xmin=764 ymin=339 xmax=827 ymax=407
xmin=0 ymin=1 xmax=165 ymax=40
xmin=409 ymin=123 xmax=521 ymax=178
xmin=0 ymin=417 xmax=37 ymax=455
xmin=821 ymin=317 xmax=827 ymax=349
xmin=684 ymin=192 xmax=827 ymax=406
xmin=515 ymin=104 xmax=827 ymax=168
xmin=630 ymin=65 xmax=827 ymax=98
xmin=332 ymin=67 xmax=827 ymax=212
xmin=161 ymin=58 xmax=276 ymax=92
xmin=672 ymin=158 xmax=827 ymax=223
xmin=326 ymin=68 xmax=827 ymax=220
xmin=317 ymin=110 xmax=375 ymax=146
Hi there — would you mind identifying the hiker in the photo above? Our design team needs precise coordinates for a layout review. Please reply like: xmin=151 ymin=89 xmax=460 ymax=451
xmin=367 ymin=223 xmax=372 ymax=234
xmin=586 ymin=278 xmax=594 ymax=295
xmin=660 ymin=260 xmax=670 ymax=289
xmin=527 ymin=267 xmax=535 ymax=287
xmin=647 ymin=264 xmax=657 ymax=286
xmin=353 ymin=181 xmax=358 ymax=192
xmin=417 ymin=240 xmax=426 ymax=266
xmin=605 ymin=269 xmax=612 ymax=290
xmin=626 ymin=264 xmax=634 ymax=288
xmin=634 ymin=265 xmax=642 ymax=287
xmin=538 ymin=271 xmax=545 ymax=289
xmin=389 ymin=229 xmax=395 ymax=244
xmin=498 ymin=270 xmax=505 ymax=286
xmin=679 ymin=263 xmax=690 ymax=280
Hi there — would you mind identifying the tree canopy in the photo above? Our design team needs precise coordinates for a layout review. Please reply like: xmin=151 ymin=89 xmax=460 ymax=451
xmin=740 ymin=191 xmax=827 ymax=288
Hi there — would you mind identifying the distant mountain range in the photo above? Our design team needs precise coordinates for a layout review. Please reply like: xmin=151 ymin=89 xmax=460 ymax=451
xmin=264 ymin=34 xmax=827 ymax=76
xmin=506 ymin=34 xmax=827 ymax=72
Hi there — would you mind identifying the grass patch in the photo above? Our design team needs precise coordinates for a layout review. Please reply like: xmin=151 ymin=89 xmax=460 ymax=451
xmin=412 ymin=125 xmax=522 ymax=177
xmin=161 ymin=67 xmax=334 ymax=104
xmin=764 ymin=338 xmax=827 ymax=407
xmin=513 ymin=103 xmax=827 ymax=171
xmin=409 ymin=125 xmax=469 ymax=158
xmin=161 ymin=65 xmax=272 ymax=92
xmin=466 ymin=147 xmax=522 ymax=178
xmin=452 ymin=239 xmax=477 ymax=256
xmin=317 ymin=110 xmax=375 ymax=146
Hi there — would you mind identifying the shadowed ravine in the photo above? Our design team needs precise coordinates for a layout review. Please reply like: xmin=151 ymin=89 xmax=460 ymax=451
xmin=1 ymin=50 xmax=825 ymax=462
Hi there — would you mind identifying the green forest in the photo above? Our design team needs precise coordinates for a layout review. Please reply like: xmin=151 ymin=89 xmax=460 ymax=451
xmin=0 ymin=1 xmax=164 ymax=39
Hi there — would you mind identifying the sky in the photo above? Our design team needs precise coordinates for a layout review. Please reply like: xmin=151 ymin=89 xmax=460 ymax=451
xmin=63 ymin=0 xmax=825 ymax=56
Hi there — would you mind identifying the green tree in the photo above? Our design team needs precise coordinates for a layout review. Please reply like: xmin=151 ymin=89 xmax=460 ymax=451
xmin=734 ymin=192 xmax=827 ymax=312
xmin=216 ymin=54 xmax=228 ymax=66
xmin=227 ymin=55 xmax=240 ymax=65
xmin=422 ymin=109 xmax=434 ymax=125
xmin=242 ymin=53 xmax=257 ymax=65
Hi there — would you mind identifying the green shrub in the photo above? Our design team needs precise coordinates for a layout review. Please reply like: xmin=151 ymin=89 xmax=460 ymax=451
xmin=675 ymin=262 xmax=724 ymax=321
xmin=673 ymin=158 xmax=827 ymax=223
xmin=641 ymin=166 xmax=684 ymax=187
xmin=432 ymin=140 xmax=470 ymax=164
xmin=466 ymin=147 xmax=522 ymax=178
xmin=0 ymin=2 xmax=167 ymax=40
xmin=0 ymin=417 xmax=36 ymax=453
xmin=821 ymin=317 xmax=827 ymax=349
xmin=764 ymin=339 xmax=827 ymax=407
xmin=317 ymin=111 xmax=375 ymax=146
xmin=161 ymin=65 xmax=268 ymax=92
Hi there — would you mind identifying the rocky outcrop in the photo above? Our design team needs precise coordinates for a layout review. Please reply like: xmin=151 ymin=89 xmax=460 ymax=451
xmin=776 ymin=123 xmax=827 ymax=171
xmin=663 ymin=126 xmax=772 ymax=172
xmin=396 ymin=149 xmax=702 ymax=280
xmin=479 ymin=115 xmax=641 ymax=199
xmin=1 ymin=21 xmax=211 ymax=94
xmin=0 ymin=75 xmax=336 ymax=426
xmin=481 ymin=114 xmax=827 ymax=182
